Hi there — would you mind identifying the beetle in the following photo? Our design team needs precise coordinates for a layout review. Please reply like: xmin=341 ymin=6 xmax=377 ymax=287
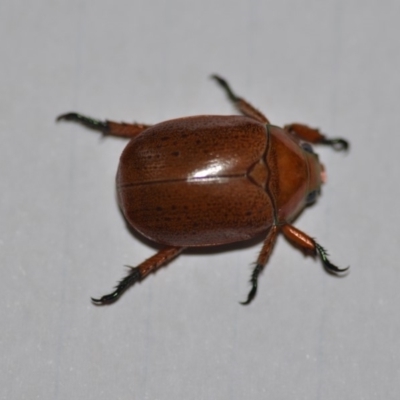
xmin=57 ymin=75 xmax=349 ymax=305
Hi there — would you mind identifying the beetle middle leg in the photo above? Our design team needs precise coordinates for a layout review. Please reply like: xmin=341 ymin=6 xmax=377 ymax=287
xmin=241 ymin=225 xmax=278 ymax=305
xmin=92 ymin=246 xmax=184 ymax=305
xmin=57 ymin=112 xmax=151 ymax=139
xmin=211 ymin=75 xmax=270 ymax=124
xmin=284 ymin=123 xmax=349 ymax=151
xmin=281 ymin=224 xmax=349 ymax=274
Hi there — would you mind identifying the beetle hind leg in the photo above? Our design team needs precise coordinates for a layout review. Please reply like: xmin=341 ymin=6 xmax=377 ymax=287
xmin=241 ymin=225 xmax=278 ymax=305
xmin=91 ymin=246 xmax=184 ymax=305
xmin=57 ymin=112 xmax=152 ymax=139
xmin=284 ymin=123 xmax=349 ymax=151
xmin=211 ymin=75 xmax=270 ymax=124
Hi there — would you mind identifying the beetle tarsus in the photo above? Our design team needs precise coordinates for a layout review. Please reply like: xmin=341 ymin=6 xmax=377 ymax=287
xmin=91 ymin=266 xmax=142 ymax=305
xmin=315 ymin=243 xmax=349 ymax=274
xmin=212 ymin=74 xmax=270 ymax=124
xmin=211 ymin=74 xmax=239 ymax=102
xmin=320 ymin=138 xmax=349 ymax=151
xmin=240 ymin=263 xmax=263 ymax=305
xmin=57 ymin=112 xmax=109 ymax=133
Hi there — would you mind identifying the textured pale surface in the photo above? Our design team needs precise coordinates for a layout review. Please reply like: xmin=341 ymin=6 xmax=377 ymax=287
xmin=1 ymin=1 xmax=400 ymax=399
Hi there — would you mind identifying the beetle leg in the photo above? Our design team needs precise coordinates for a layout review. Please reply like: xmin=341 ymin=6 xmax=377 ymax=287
xmin=211 ymin=75 xmax=270 ymax=124
xmin=281 ymin=224 xmax=349 ymax=274
xmin=57 ymin=112 xmax=151 ymax=139
xmin=284 ymin=123 xmax=349 ymax=151
xmin=91 ymin=246 xmax=184 ymax=305
xmin=241 ymin=225 xmax=278 ymax=305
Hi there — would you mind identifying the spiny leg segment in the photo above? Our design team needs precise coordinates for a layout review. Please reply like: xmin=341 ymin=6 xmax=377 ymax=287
xmin=241 ymin=225 xmax=278 ymax=305
xmin=57 ymin=112 xmax=151 ymax=139
xmin=281 ymin=224 xmax=349 ymax=274
xmin=211 ymin=75 xmax=270 ymax=124
xmin=314 ymin=243 xmax=348 ymax=274
xmin=211 ymin=74 xmax=348 ymax=151
xmin=241 ymin=223 xmax=349 ymax=305
xmin=284 ymin=123 xmax=349 ymax=151
xmin=92 ymin=246 xmax=184 ymax=305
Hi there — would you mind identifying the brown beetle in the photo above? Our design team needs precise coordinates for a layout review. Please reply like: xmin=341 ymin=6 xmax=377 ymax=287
xmin=57 ymin=75 xmax=349 ymax=305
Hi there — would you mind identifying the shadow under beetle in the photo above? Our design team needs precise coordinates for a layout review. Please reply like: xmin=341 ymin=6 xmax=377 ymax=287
xmin=57 ymin=75 xmax=349 ymax=305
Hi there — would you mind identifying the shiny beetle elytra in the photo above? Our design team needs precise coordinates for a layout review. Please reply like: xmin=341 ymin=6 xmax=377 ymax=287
xmin=57 ymin=75 xmax=349 ymax=305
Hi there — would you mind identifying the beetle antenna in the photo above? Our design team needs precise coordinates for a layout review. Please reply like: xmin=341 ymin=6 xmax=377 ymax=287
xmin=91 ymin=266 xmax=142 ymax=305
xmin=314 ymin=243 xmax=349 ymax=274
xmin=240 ymin=263 xmax=263 ymax=305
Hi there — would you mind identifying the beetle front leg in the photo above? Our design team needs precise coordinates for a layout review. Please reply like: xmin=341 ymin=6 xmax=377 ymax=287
xmin=241 ymin=225 xmax=279 ymax=305
xmin=92 ymin=246 xmax=184 ymax=305
xmin=281 ymin=224 xmax=349 ymax=274
xmin=284 ymin=123 xmax=349 ymax=151
xmin=57 ymin=112 xmax=152 ymax=139
xmin=211 ymin=75 xmax=270 ymax=124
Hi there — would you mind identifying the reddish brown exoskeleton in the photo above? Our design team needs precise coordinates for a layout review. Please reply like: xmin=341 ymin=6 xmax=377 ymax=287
xmin=57 ymin=75 xmax=349 ymax=305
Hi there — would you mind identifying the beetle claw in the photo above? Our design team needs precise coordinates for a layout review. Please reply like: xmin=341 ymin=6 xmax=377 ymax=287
xmin=320 ymin=138 xmax=349 ymax=151
xmin=240 ymin=286 xmax=257 ymax=306
xmin=91 ymin=267 xmax=142 ymax=305
xmin=91 ymin=297 xmax=101 ymax=304
xmin=211 ymin=74 xmax=239 ymax=102
xmin=91 ymin=292 xmax=120 ymax=305
xmin=240 ymin=263 xmax=263 ymax=305
xmin=57 ymin=112 xmax=108 ymax=132
xmin=315 ymin=243 xmax=349 ymax=275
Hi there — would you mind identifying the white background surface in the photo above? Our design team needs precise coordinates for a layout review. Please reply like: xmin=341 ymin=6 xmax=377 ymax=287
xmin=2 ymin=1 xmax=400 ymax=399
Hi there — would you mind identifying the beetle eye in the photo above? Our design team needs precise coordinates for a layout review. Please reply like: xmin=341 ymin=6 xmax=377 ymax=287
xmin=306 ymin=190 xmax=318 ymax=205
xmin=301 ymin=142 xmax=314 ymax=154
